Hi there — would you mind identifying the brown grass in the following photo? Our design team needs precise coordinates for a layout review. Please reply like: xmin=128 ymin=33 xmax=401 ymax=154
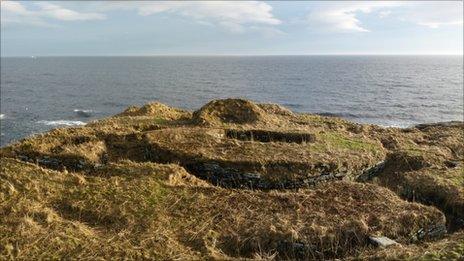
xmin=1 ymin=98 xmax=462 ymax=260
xmin=0 ymin=158 xmax=445 ymax=260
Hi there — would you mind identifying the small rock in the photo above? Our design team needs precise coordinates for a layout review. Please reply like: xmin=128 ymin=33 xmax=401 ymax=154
xmin=416 ymin=224 xmax=447 ymax=240
xmin=242 ymin=172 xmax=261 ymax=180
xmin=369 ymin=236 xmax=399 ymax=248
xmin=38 ymin=157 xmax=60 ymax=167
xmin=18 ymin=155 xmax=30 ymax=162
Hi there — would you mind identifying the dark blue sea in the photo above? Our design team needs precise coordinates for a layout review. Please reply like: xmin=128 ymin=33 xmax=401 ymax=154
xmin=1 ymin=55 xmax=463 ymax=146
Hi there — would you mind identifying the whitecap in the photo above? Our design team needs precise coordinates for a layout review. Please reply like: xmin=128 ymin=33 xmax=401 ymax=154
xmin=0 ymin=114 xmax=4 ymax=119
xmin=74 ymin=109 xmax=93 ymax=117
xmin=38 ymin=120 xmax=86 ymax=126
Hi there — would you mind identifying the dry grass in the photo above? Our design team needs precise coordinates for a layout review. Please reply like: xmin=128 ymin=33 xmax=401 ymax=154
xmin=193 ymin=98 xmax=268 ymax=125
xmin=1 ymin=98 xmax=463 ymax=260
xmin=358 ymin=119 xmax=464 ymax=234
xmin=145 ymin=126 xmax=385 ymax=186
xmin=115 ymin=101 xmax=191 ymax=120
xmin=353 ymin=230 xmax=464 ymax=260
xmin=0 ymin=158 xmax=445 ymax=260
xmin=366 ymin=150 xmax=464 ymax=232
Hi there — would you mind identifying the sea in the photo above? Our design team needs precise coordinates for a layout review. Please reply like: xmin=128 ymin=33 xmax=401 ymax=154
xmin=1 ymin=55 xmax=463 ymax=146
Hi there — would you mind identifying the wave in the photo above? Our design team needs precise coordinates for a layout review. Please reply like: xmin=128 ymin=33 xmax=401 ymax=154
xmin=74 ymin=109 xmax=93 ymax=117
xmin=38 ymin=120 xmax=86 ymax=126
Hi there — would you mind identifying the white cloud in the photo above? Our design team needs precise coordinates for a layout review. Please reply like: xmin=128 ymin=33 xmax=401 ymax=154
xmin=306 ymin=1 xmax=402 ymax=33
xmin=35 ymin=2 xmax=105 ymax=21
xmin=1 ymin=1 xmax=33 ymax=16
xmin=1 ymin=1 xmax=281 ymax=35
xmin=1 ymin=1 xmax=281 ymax=33
xmin=97 ymin=1 xmax=281 ymax=33
xmin=402 ymin=2 xmax=463 ymax=29
xmin=305 ymin=1 xmax=463 ymax=33
xmin=1 ymin=1 xmax=105 ymax=27
xmin=135 ymin=1 xmax=280 ymax=25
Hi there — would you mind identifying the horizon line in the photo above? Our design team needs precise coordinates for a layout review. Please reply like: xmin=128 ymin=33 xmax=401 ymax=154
xmin=2 ymin=53 xmax=463 ymax=58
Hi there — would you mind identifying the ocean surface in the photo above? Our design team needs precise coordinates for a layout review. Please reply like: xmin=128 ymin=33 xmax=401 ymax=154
xmin=1 ymin=55 xmax=463 ymax=146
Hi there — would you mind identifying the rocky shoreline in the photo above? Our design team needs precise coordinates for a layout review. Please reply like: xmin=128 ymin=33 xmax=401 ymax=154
xmin=1 ymin=98 xmax=463 ymax=260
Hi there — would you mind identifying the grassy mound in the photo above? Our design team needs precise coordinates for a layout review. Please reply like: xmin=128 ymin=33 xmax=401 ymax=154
xmin=0 ymin=98 xmax=462 ymax=259
xmin=0 ymin=158 xmax=445 ymax=260
xmin=257 ymin=103 xmax=294 ymax=116
xmin=0 ymin=127 xmax=106 ymax=171
xmin=193 ymin=98 xmax=268 ymax=125
xmin=116 ymin=102 xmax=191 ymax=120
xmin=359 ymin=122 xmax=464 ymax=232
xmin=364 ymin=150 xmax=464 ymax=231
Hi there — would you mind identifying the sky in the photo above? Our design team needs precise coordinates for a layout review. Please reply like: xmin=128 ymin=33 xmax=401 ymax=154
xmin=1 ymin=1 xmax=463 ymax=56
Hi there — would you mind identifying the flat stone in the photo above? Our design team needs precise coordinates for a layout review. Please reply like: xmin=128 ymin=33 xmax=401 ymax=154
xmin=242 ymin=172 xmax=261 ymax=179
xmin=369 ymin=236 xmax=398 ymax=248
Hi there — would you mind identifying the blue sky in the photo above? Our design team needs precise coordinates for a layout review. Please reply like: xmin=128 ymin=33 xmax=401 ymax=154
xmin=1 ymin=1 xmax=463 ymax=56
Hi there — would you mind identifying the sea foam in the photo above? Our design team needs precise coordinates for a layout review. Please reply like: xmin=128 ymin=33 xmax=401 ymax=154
xmin=38 ymin=120 xmax=86 ymax=126
xmin=74 ymin=109 xmax=93 ymax=117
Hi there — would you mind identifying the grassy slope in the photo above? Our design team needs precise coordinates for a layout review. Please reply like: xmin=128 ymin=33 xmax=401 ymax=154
xmin=0 ymin=158 xmax=445 ymax=259
xmin=1 ymin=98 xmax=463 ymax=260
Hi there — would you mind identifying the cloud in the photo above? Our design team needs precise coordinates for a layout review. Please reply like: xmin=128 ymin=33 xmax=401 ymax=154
xmin=1 ymin=1 xmax=281 ymax=34
xmin=34 ymin=2 xmax=106 ymax=21
xmin=305 ymin=1 xmax=463 ymax=33
xmin=401 ymin=2 xmax=463 ymax=29
xmin=306 ymin=1 xmax=402 ymax=33
xmin=1 ymin=1 xmax=33 ymax=16
xmin=1 ymin=1 xmax=105 ymax=27
xmin=136 ymin=1 xmax=280 ymax=25
xmin=97 ymin=1 xmax=281 ymax=33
